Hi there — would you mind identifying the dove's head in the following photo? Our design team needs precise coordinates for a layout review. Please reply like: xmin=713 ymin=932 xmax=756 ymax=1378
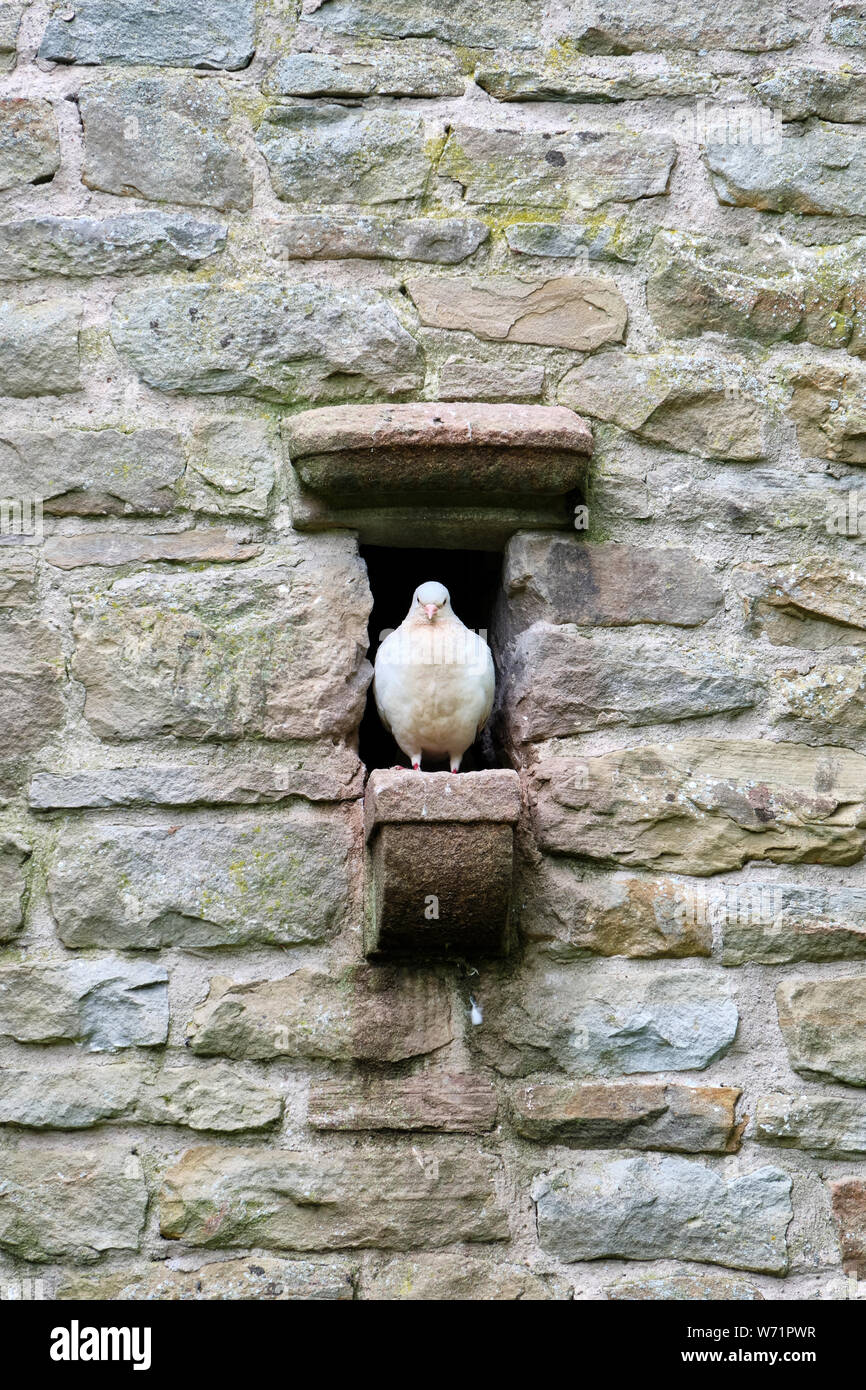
xmin=413 ymin=580 xmax=451 ymax=623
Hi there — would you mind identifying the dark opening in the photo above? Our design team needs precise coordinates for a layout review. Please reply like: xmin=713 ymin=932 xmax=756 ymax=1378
xmin=358 ymin=545 xmax=504 ymax=774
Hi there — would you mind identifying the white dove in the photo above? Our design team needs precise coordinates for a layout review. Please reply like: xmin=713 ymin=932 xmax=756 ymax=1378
xmin=373 ymin=581 xmax=495 ymax=772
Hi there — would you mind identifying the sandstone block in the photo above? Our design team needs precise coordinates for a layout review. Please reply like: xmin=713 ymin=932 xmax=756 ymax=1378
xmin=257 ymin=105 xmax=432 ymax=205
xmin=0 ymin=959 xmax=168 ymax=1050
xmin=0 ymin=1149 xmax=147 ymax=1263
xmin=0 ymin=298 xmax=80 ymax=396
xmin=0 ymin=427 xmax=184 ymax=515
xmin=0 ymin=212 xmax=225 ymax=280
xmin=407 ymin=274 xmax=626 ymax=351
xmin=512 ymin=1081 xmax=742 ymax=1152
xmin=39 ymin=0 xmax=256 ymax=68
xmin=777 ymin=976 xmax=866 ymax=1085
xmin=0 ymin=97 xmax=59 ymax=190
xmin=308 ymin=1075 xmax=497 ymax=1132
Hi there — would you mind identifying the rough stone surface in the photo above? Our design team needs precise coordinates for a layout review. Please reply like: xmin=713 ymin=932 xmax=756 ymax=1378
xmin=47 ymin=812 xmax=353 ymax=948
xmin=308 ymin=1075 xmax=498 ymax=1132
xmin=362 ymin=1254 xmax=565 ymax=1300
xmin=0 ymin=427 xmax=184 ymax=514
xmin=185 ymin=417 xmax=276 ymax=518
xmin=533 ymin=1157 xmax=792 ymax=1273
xmin=502 ymin=535 xmax=723 ymax=631
xmin=0 ymin=97 xmax=59 ymax=190
xmin=438 ymin=358 xmax=545 ymax=401
xmin=159 ymin=1145 xmax=508 ymax=1250
xmin=364 ymin=768 xmax=521 ymax=835
xmin=69 ymin=538 xmax=372 ymax=741
xmin=755 ymin=1093 xmax=866 ymax=1159
xmin=438 ymin=125 xmax=676 ymax=210
xmin=39 ymin=0 xmax=256 ymax=69
xmin=777 ymin=976 xmax=866 ymax=1085
xmin=722 ymin=885 xmax=866 ymax=965
xmin=0 ymin=1061 xmax=281 ymax=1132
xmin=44 ymin=530 xmax=262 ymax=569
xmin=110 ymin=284 xmax=423 ymax=403
xmin=0 ymin=4 xmax=22 ymax=72
xmin=268 ymin=47 xmax=464 ymax=98
xmin=0 ymin=298 xmax=80 ymax=396
xmin=58 ymin=1258 xmax=355 ymax=1301
xmin=518 ymin=866 xmax=712 ymax=959
xmin=565 ymin=0 xmax=808 ymax=52
xmin=407 ymin=275 xmax=627 ymax=351
xmin=79 ymin=78 xmax=253 ymax=212
xmin=608 ymin=1273 xmax=764 ymax=1300
xmin=0 ymin=833 xmax=29 ymax=941
xmin=258 ymin=105 xmax=432 ymax=205
xmin=755 ymin=66 xmax=866 ymax=123
xmin=0 ymin=1150 xmax=147 ymax=1263
xmin=477 ymin=54 xmax=715 ymax=102
xmin=559 ymin=350 xmax=770 ymax=459
xmin=0 ymin=959 xmax=168 ymax=1050
xmin=188 ymin=966 xmax=453 ymax=1063
xmin=830 ymin=1179 xmax=866 ymax=1275
xmin=502 ymin=625 xmax=761 ymax=740
xmin=771 ymin=658 xmax=866 ymax=744
xmin=705 ymin=125 xmax=866 ymax=218
xmin=269 ymin=214 xmax=487 ymax=263
xmin=741 ymin=558 xmax=866 ymax=648
xmin=786 ymin=364 xmax=866 ymax=463
xmin=512 ymin=1082 xmax=742 ymax=1152
xmin=828 ymin=3 xmax=866 ymax=47
xmin=312 ymin=0 xmax=541 ymax=49
xmin=0 ymin=213 xmax=226 ymax=280
xmin=532 ymin=740 xmax=866 ymax=874
xmin=475 ymin=963 xmax=737 ymax=1077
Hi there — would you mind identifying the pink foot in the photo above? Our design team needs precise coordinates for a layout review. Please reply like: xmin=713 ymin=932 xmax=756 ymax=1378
xmin=412 ymin=762 xmax=420 ymax=771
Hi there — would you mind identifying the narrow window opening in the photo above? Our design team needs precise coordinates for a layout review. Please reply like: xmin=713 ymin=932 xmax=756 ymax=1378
xmin=358 ymin=544 xmax=504 ymax=774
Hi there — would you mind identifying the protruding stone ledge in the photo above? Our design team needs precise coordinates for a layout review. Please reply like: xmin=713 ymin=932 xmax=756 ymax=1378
xmin=284 ymin=402 xmax=592 ymax=547
xmin=364 ymin=769 xmax=521 ymax=959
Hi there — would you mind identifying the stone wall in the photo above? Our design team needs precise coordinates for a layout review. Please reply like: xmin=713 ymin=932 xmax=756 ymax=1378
xmin=0 ymin=0 xmax=865 ymax=1301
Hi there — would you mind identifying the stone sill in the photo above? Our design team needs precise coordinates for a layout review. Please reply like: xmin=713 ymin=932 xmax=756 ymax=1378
xmin=364 ymin=768 xmax=522 ymax=839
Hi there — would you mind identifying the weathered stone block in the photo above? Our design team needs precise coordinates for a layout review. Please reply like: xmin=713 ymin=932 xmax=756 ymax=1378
xmin=0 ymin=1149 xmax=147 ymax=1263
xmin=0 ymin=213 xmax=225 ymax=280
xmin=312 ymin=0 xmax=540 ymax=49
xmin=755 ymin=67 xmax=866 ymax=124
xmin=159 ymin=1145 xmax=508 ymax=1250
xmin=477 ymin=53 xmax=715 ymax=102
xmin=531 ymin=740 xmax=866 ymax=874
xmin=39 ymin=0 xmax=256 ymax=68
xmin=723 ymin=884 xmax=866 ymax=965
xmin=772 ymin=659 xmax=866 ymax=745
xmin=44 ymin=530 xmax=262 ymax=569
xmin=533 ymin=1156 xmax=792 ymax=1273
xmin=0 ymin=4 xmax=23 ymax=72
xmin=828 ymin=3 xmax=866 ymax=47
xmin=136 ymin=1063 xmax=282 ymax=1132
xmin=518 ymin=865 xmax=712 ymax=959
xmin=0 ymin=959 xmax=168 ymax=1050
xmin=184 ymin=418 xmax=276 ymax=518
xmin=559 ymin=350 xmax=770 ymax=458
xmin=777 ymin=976 xmax=866 ymax=1085
xmin=111 ymin=284 xmax=423 ymax=403
xmin=70 ymin=537 xmax=372 ymax=741
xmin=0 ymin=427 xmax=184 ymax=515
xmin=755 ymin=1093 xmax=866 ymax=1159
xmin=28 ymin=747 xmax=364 ymax=810
xmin=362 ymin=1254 xmax=564 ymax=1300
xmin=786 ymin=363 xmax=866 ymax=463
xmin=501 ymin=625 xmax=760 ymax=740
xmin=475 ymin=963 xmax=737 ymax=1077
xmin=439 ymin=124 xmax=676 ymax=210
xmin=80 ymin=78 xmax=253 ymax=212
xmin=501 ymin=535 xmax=722 ymax=631
xmin=0 ymin=298 xmax=80 ymax=396
xmin=438 ymin=358 xmax=545 ymax=401
xmin=565 ymin=0 xmax=807 ymax=52
xmin=608 ymin=1273 xmax=763 ymax=1300
xmin=269 ymin=214 xmax=487 ymax=263
xmin=505 ymin=214 xmax=652 ymax=262
xmin=267 ymin=47 xmax=464 ymax=98
xmin=188 ymin=965 xmax=453 ymax=1063
xmin=0 ymin=833 xmax=30 ymax=941
xmin=0 ymin=1062 xmax=140 ymax=1128
xmin=364 ymin=769 xmax=520 ymax=958
xmin=308 ymin=1075 xmax=497 ymax=1132
xmin=0 ymin=611 xmax=64 ymax=756
xmin=257 ymin=105 xmax=432 ymax=205
xmin=407 ymin=274 xmax=627 ymax=351
xmin=512 ymin=1081 xmax=742 ymax=1152
xmin=0 ymin=97 xmax=59 ymax=190
xmin=59 ymin=1258 xmax=355 ymax=1301
xmin=705 ymin=124 xmax=866 ymax=218
xmin=48 ymin=811 xmax=353 ymax=948
xmin=830 ymin=1179 xmax=866 ymax=1275
xmin=740 ymin=558 xmax=866 ymax=648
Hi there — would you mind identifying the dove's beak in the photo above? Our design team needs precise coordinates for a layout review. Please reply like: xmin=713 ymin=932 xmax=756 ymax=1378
xmin=423 ymin=604 xmax=438 ymax=622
